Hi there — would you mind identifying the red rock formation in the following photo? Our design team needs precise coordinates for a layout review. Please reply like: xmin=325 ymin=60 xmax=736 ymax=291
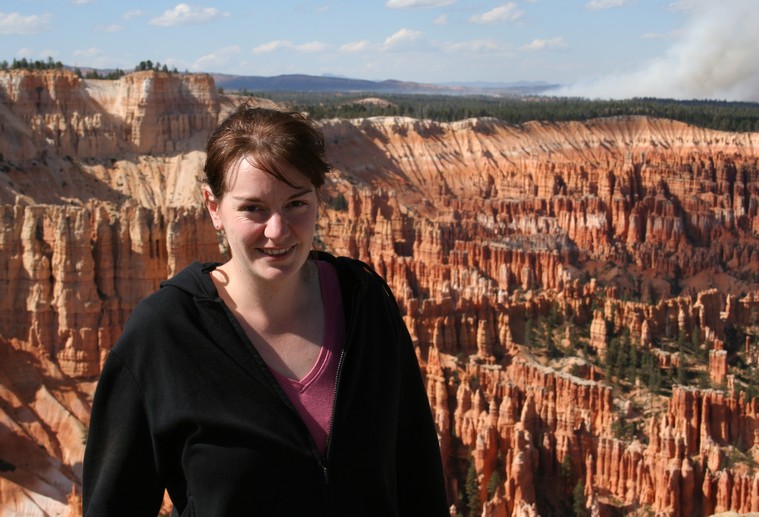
xmin=0 ymin=69 xmax=218 ymax=160
xmin=0 ymin=202 xmax=222 ymax=378
xmin=710 ymin=350 xmax=729 ymax=385
xmin=0 ymin=336 xmax=88 ymax=516
xmin=4 ymin=69 xmax=759 ymax=515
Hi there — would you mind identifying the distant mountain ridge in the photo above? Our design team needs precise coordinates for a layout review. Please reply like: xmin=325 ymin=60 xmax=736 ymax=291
xmin=55 ymin=62 xmax=559 ymax=95
xmin=211 ymin=72 xmax=559 ymax=96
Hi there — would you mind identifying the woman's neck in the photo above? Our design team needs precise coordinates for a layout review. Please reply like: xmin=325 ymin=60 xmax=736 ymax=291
xmin=215 ymin=259 xmax=319 ymax=330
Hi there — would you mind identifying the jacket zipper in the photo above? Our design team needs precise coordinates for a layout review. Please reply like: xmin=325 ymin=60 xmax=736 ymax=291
xmin=320 ymin=260 xmax=362 ymax=510
xmin=321 ymin=347 xmax=346 ymax=484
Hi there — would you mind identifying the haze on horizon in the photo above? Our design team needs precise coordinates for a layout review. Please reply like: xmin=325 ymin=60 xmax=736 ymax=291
xmin=1 ymin=0 xmax=757 ymax=102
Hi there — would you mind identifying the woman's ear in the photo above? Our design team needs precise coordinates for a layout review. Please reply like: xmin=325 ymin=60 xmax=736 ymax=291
xmin=203 ymin=186 xmax=222 ymax=230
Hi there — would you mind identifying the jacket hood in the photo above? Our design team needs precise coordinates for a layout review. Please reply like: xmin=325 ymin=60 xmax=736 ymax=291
xmin=160 ymin=261 xmax=222 ymax=300
xmin=159 ymin=252 xmax=374 ymax=303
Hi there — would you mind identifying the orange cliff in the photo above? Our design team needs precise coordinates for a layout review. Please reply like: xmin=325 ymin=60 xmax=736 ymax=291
xmin=3 ymin=68 xmax=759 ymax=515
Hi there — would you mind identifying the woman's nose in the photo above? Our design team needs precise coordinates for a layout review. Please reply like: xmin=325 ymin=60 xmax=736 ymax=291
xmin=263 ymin=211 xmax=289 ymax=239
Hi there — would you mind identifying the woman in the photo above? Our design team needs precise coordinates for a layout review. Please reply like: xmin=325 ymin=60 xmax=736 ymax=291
xmin=83 ymin=104 xmax=449 ymax=516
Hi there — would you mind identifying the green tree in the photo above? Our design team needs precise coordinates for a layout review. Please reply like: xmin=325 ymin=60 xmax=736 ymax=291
xmin=691 ymin=326 xmax=701 ymax=352
xmin=464 ymin=457 xmax=481 ymax=517
xmin=572 ymin=481 xmax=588 ymax=517
xmin=676 ymin=340 xmax=688 ymax=385
xmin=331 ymin=192 xmax=349 ymax=211
xmin=538 ymin=314 xmax=562 ymax=358
xmin=524 ymin=317 xmax=533 ymax=348
xmin=648 ymin=358 xmax=662 ymax=393
xmin=548 ymin=300 xmax=560 ymax=329
xmin=486 ymin=470 xmax=501 ymax=500
xmin=746 ymin=363 xmax=759 ymax=402
xmin=561 ymin=453 xmax=573 ymax=479
xmin=628 ymin=340 xmax=639 ymax=380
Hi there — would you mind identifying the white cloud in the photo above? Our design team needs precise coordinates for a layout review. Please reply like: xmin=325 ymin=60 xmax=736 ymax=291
xmin=72 ymin=0 xmax=95 ymax=4
xmin=555 ymin=0 xmax=759 ymax=101
xmin=585 ymin=0 xmax=631 ymax=10
xmin=149 ymin=4 xmax=225 ymax=27
xmin=73 ymin=47 xmax=102 ymax=58
xmin=252 ymin=40 xmax=295 ymax=53
xmin=339 ymin=40 xmax=372 ymax=52
xmin=444 ymin=40 xmax=509 ymax=53
xmin=192 ymin=45 xmax=241 ymax=71
xmin=521 ymin=37 xmax=567 ymax=51
xmin=296 ymin=41 xmax=330 ymax=53
xmin=470 ymin=3 xmax=524 ymax=24
xmin=60 ymin=47 xmax=130 ymax=70
xmin=385 ymin=0 xmax=455 ymax=8
xmin=123 ymin=9 xmax=146 ymax=20
xmin=248 ymin=40 xmax=336 ymax=55
xmin=0 ymin=12 xmax=52 ymax=35
xmin=640 ymin=29 xmax=683 ymax=40
xmin=15 ymin=48 xmax=61 ymax=60
xmin=95 ymin=23 xmax=123 ymax=32
xmin=433 ymin=14 xmax=448 ymax=25
xmin=39 ymin=49 xmax=60 ymax=59
xmin=383 ymin=28 xmax=424 ymax=50
xmin=666 ymin=0 xmax=697 ymax=11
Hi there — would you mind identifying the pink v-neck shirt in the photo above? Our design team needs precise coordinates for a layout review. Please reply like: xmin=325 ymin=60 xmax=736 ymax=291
xmin=270 ymin=260 xmax=345 ymax=456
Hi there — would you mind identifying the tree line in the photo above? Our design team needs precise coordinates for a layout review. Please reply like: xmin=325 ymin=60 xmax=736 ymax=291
xmin=1 ymin=57 xmax=64 ymax=71
xmin=1 ymin=57 xmax=182 ymax=79
xmin=252 ymin=90 xmax=759 ymax=133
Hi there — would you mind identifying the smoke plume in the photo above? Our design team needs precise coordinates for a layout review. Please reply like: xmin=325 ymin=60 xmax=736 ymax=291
xmin=553 ymin=0 xmax=759 ymax=101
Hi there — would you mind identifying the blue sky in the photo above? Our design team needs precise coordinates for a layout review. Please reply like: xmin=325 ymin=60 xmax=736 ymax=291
xmin=2 ymin=0 xmax=758 ymax=101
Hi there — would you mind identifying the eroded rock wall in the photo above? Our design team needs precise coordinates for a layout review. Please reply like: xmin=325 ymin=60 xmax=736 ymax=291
xmin=3 ymin=70 xmax=759 ymax=515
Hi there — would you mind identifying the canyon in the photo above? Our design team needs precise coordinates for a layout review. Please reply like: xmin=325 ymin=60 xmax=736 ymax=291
xmin=1 ymin=69 xmax=759 ymax=516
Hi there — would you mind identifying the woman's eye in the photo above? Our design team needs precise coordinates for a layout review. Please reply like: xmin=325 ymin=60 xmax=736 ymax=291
xmin=289 ymin=200 xmax=308 ymax=208
xmin=243 ymin=205 xmax=264 ymax=212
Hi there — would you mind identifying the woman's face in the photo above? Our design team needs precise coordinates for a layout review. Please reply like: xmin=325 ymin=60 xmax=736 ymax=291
xmin=205 ymin=156 xmax=319 ymax=286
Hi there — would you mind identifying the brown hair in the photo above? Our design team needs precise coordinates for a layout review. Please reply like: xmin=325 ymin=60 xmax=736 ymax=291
xmin=203 ymin=103 xmax=331 ymax=199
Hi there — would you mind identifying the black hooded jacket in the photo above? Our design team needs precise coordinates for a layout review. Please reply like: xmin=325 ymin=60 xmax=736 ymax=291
xmin=83 ymin=252 xmax=448 ymax=516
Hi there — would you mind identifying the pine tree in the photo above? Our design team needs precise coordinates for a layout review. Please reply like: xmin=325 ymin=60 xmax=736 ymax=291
xmin=486 ymin=470 xmax=501 ymax=499
xmin=572 ymin=481 xmax=588 ymax=517
xmin=677 ymin=340 xmax=688 ymax=385
xmin=560 ymin=453 xmax=573 ymax=479
xmin=524 ymin=317 xmax=533 ymax=348
xmin=465 ymin=458 xmax=481 ymax=517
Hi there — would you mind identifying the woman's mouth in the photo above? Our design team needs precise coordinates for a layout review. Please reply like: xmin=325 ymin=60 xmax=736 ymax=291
xmin=260 ymin=246 xmax=293 ymax=257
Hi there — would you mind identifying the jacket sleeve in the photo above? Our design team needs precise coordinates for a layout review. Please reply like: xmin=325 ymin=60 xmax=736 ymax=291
xmin=83 ymin=351 xmax=164 ymax=517
xmin=380 ymin=282 xmax=449 ymax=515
